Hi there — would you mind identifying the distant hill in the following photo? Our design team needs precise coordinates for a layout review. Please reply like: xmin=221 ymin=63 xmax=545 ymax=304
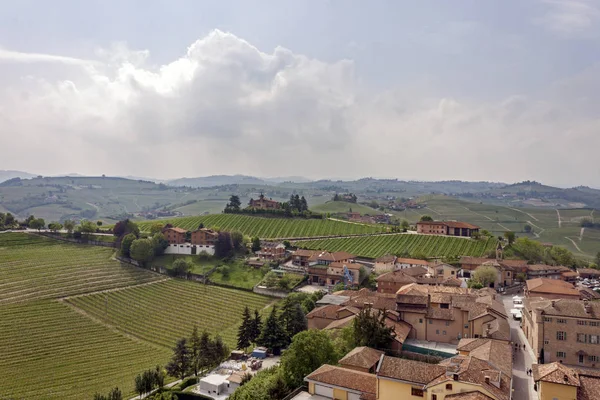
xmin=166 ymin=175 xmax=267 ymax=187
xmin=0 ymin=170 xmax=37 ymax=184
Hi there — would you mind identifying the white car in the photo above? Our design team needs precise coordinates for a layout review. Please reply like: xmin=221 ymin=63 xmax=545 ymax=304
xmin=510 ymin=309 xmax=522 ymax=320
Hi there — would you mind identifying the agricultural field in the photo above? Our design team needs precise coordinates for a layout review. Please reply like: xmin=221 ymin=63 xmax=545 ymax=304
xmin=208 ymin=262 xmax=268 ymax=290
xmin=294 ymin=233 xmax=498 ymax=259
xmin=0 ymin=233 xmax=163 ymax=304
xmin=311 ymin=200 xmax=378 ymax=215
xmin=0 ymin=233 xmax=273 ymax=399
xmin=137 ymin=214 xmax=383 ymax=239
xmin=66 ymin=279 xmax=273 ymax=349
xmin=0 ymin=300 xmax=169 ymax=400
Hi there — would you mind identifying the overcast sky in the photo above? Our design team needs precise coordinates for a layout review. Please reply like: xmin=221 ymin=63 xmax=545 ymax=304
xmin=1 ymin=0 xmax=599 ymax=186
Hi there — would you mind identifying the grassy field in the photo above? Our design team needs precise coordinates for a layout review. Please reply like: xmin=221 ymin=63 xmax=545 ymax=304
xmin=137 ymin=214 xmax=383 ymax=238
xmin=294 ymin=234 xmax=498 ymax=259
xmin=149 ymin=254 xmax=219 ymax=275
xmin=66 ymin=280 xmax=272 ymax=349
xmin=0 ymin=233 xmax=163 ymax=304
xmin=311 ymin=200 xmax=378 ymax=215
xmin=209 ymin=262 xmax=268 ymax=289
xmin=0 ymin=233 xmax=273 ymax=399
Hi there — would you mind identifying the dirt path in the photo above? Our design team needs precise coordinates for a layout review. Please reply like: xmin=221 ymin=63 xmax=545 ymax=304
xmin=508 ymin=207 xmax=539 ymax=222
xmin=565 ymin=236 xmax=583 ymax=252
xmin=463 ymin=206 xmax=493 ymax=221
xmin=555 ymin=209 xmax=562 ymax=228
xmin=580 ymin=227 xmax=585 ymax=241
xmin=426 ymin=207 xmax=441 ymax=215
xmin=527 ymin=221 xmax=544 ymax=238
xmin=496 ymin=223 xmax=511 ymax=231
xmin=86 ymin=202 xmax=100 ymax=212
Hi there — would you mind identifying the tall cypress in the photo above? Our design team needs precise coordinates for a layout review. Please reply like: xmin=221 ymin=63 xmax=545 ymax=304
xmin=237 ymin=306 xmax=252 ymax=351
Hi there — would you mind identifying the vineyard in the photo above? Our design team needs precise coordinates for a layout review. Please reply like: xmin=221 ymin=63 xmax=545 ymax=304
xmin=294 ymin=233 xmax=498 ymax=259
xmin=0 ymin=233 xmax=273 ymax=399
xmin=0 ymin=233 xmax=163 ymax=304
xmin=137 ymin=214 xmax=382 ymax=238
xmin=0 ymin=300 xmax=169 ymax=400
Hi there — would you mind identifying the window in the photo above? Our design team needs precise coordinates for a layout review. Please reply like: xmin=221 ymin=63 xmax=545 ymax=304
xmin=443 ymin=330 xmax=447 ymax=335
xmin=445 ymin=321 xmax=450 ymax=326
xmin=590 ymin=335 xmax=599 ymax=344
xmin=578 ymin=320 xmax=588 ymax=326
xmin=589 ymin=356 xmax=599 ymax=362
xmin=579 ymin=354 xmax=585 ymax=363
xmin=419 ymin=319 xmax=423 ymax=324
xmin=432 ymin=396 xmax=437 ymax=400
xmin=590 ymin=321 xmax=600 ymax=327
xmin=544 ymin=340 xmax=549 ymax=345
xmin=557 ymin=318 xmax=567 ymax=324
xmin=557 ymin=352 xmax=566 ymax=358
xmin=441 ymin=303 xmax=449 ymax=309
xmin=436 ymin=330 xmax=440 ymax=334
xmin=557 ymin=332 xmax=567 ymax=341
xmin=451 ymin=271 xmax=455 ymax=275
xmin=411 ymin=388 xmax=424 ymax=397
xmin=464 ymin=324 xmax=469 ymax=329
xmin=544 ymin=317 xmax=552 ymax=322
xmin=429 ymin=320 xmax=433 ymax=324
xmin=578 ymin=333 xmax=587 ymax=343
xmin=446 ymin=383 xmax=453 ymax=390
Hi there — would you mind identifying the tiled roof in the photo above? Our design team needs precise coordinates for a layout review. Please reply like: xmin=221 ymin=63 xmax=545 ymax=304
xmin=306 ymin=304 xmax=341 ymax=319
xmin=375 ymin=254 xmax=397 ymax=263
xmin=402 ymin=266 xmax=429 ymax=277
xmin=444 ymin=221 xmax=480 ymax=229
xmin=305 ymin=364 xmax=376 ymax=395
xmin=377 ymin=356 xmax=446 ymax=384
xmin=323 ymin=315 xmax=355 ymax=330
xmin=445 ymin=392 xmax=494 ymax=400
xmin=332 ymin=251 xmax=356 ymax=261
xmin=526 ymin=278 xmax=580 ymax=296
xmin=339 ymin=347 xmax=384 ymax=370
xmin=165 ymin=227 xmax=187 ymax=234
xmin=487 ymin=317 xmax=511 ymax=341
xmin=329 ymin=261 xmax=364 ymax=270
xmin=578 ymin=375 xmax=600 ymax=400
xmin=435 ymin=357 xmax=511 ymax=400
xmin=527 ymin=264 xmax=570 ymax=272
xmin=578 ymin=268 xmax=600 ymax=275
xmin=396 ymin=258 xmax=430 ymax=266
xmin=294 ymin=249 xmax=317 ymax=257
xmin=456 ymin=338 xmax=513 ymax=376
xmin=533 ymin=362 xmax=580 ymax=387
xmin=260 ymin=241 xmax=283 ymax=248
xmin=460 ymin=256 xmax=492 ymax=265
xmin=527 ymin=298 xmax=600 ymax=319
xmin=426 ymin=308 xmax=455 ymax=321
xmin=385 ymin=319 xmax=412 ymax=344
xmin=376 ymin=271 xmax=417 ymax=284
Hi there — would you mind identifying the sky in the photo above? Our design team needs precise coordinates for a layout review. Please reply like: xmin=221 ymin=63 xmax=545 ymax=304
xmin=0 ymin=0 xmax=599 ymax=187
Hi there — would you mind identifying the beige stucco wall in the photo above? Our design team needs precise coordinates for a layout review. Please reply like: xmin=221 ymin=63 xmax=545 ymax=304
xmin=378 ymin=378 xmax=426 ymax=400
xmin=538 ymin=381 xmax=577 ymax=400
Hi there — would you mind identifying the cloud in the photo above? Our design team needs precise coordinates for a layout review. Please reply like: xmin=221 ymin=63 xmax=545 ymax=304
xmin=0 ymin=29 xmax=598 ymax=186
xmin=534 ymin=0 xmax=600 ymax=37
xmin=0 ymin=48 xmax=99 ymax=66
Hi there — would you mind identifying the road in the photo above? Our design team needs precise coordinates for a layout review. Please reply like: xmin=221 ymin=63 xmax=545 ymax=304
xmin=501 ymin=294 xmax=536 ymax=400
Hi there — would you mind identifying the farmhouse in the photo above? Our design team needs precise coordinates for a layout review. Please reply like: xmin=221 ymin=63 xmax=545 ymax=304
xmin=523 ymin=298 xmax=600 ymax=368
xmin=292 ymin=249 xmax=355 ymax=268
xmin=256 ymin=242 xmax=286 ymax=260
xmin=249 ymin=193 xmax=280 ymax=210
xmin=190 ymin=228 xmax=218 ymax=246
xmin=417 ymin=220 xmax=480 ymax=237
xmin=307 ymin=260 xmax=364 ymax=287
xmin=526 ymin=264 xmax=571 ymax=280
xmin=162 ymin=227 xmax=187 ymax=244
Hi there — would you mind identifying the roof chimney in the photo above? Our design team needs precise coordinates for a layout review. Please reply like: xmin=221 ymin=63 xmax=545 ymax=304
xmin=564 ymin=375 xmax=569 ymax=382
xmin=484 ymin=376 xmax=490 ymax=385
xmin=584 ymin=300 xmax=592 ymax=314
xmin=551 ymin=300 xmax=556 ymax=308
xmin=453 ymin=374 xmax=459 ymax=381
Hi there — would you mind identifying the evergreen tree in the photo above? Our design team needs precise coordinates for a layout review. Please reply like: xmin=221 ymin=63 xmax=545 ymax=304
xmin=251 ymin=237 xmax=261 ymax=253
xmin=257 ymin=306 xmax=287 ymax=355
xmin=249 ymin=309 xmax=262 ymax=345
xmin=213 ymin=335 xmax=229 ymax=362
xmin=353 ymin=307 xmax=396 ymax=350
xmin=165 ymin=338 xmax=191 ymax=380
xmin=300 ymin=196 xmax=308 ymax=212
xmin=237 ymin=306 xmax=253 ymax=351
xmin=189 ymin=325 xmax=202 ymax=376
xmin=294 ymin=195 xmax=301 ymax=211
xmin=279 ymin=298 xmax=307 ymax=344
xmin=198 ymin=330 xmax=213 ymax=372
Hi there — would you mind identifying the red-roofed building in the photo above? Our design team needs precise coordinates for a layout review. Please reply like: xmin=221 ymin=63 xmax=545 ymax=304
xmin=417 ymin=221 xmax=480 ymax=237
xmin=162 ymin=227 xmax=188 ymax=244
xmin=249 ymin=193 xmax=280 ymax=210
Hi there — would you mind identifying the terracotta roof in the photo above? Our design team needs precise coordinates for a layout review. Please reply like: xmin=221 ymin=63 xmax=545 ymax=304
xmin=324 ymin=315 xmax=356 ymax=330
xmin=332 ymin=251 xmax=356 ymax=261
xmin=306 ymin=304 xmax=341 ymax=320
xmin=435 ymin=357 xmax=511 ymax=400
xmin=305 ymin=364 xmax=376 ymax=396
xmin=165 ymin=227 xmax=187 ymax=234
xmin=562 ymin=271 xmax=579 ymax=277
xmin=460 ymin=257 xmax=492 ymax=265
xmin=445 ymin=221 xmax=480 ymax=229
xmin=294 ymin=249 xmax=317 ymax=257
xmin=395 ymin=258 xmax=430 ymax=266
xmin=456 ymin=338 xmax=513 ymax=376
xmin=526 ymin=278 xmax=580 ymax=297
xmin=329 ymin=261 xmax=363 ymax=270
xmin=527 ymin=264 xmax=570 ymax=272
xmin=445 ymin=392 xmax=494 ymax=400
xmin=578 ymin=268 xmax=600 ymax=276
xmin=578 ymin=375 xmax=600 ymax=400
xmin=499 ymin=259 xmax=528 ymax=268
xmin=375 ymin=254 xmax=397 ymax=263
xmin=385 ymin=319 xmax=412 ymax=344
xmin=227 ymin=371 xmax=248 ymax=384
xmin=377 ymin=356 xmax=446 ymax=384
xmin=260 ymin=241 xmax=283 ymax=248
xmin=487 ymin=317 xmax=511 ymax=341
xmin=376 ymin=271 xmax=417 ymax=284
xmin=402 ymin=266 xmax=429 ymax=277
xmin=533 ymin=362 xmax=580 ymax=387
xmin=426 ymin=308 xmax=455 ymax=321
xmin=339 ymin=347 xmax=384 ymax=370
xmin=192 ymin=228 xmax=218 ymax=235
xmin=526 ymin=298 xmax=600 ymax=319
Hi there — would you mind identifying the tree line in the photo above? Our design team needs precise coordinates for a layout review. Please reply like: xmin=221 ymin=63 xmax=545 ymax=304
xmin=224 ymin=194 xmax=323 ymax=219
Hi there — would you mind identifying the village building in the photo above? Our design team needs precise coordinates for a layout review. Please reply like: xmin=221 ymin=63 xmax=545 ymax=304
xmin=190 ymin=228 xmax=218 ymax=246
xmin=376 ymin=267 xmax=461 ymax=295
xmin=248 ymin=193 xmax=281 ymax=210
xmin=302 ymin=364 xmax=377 ymax=400
xmin=524 ymin=278 xmax=581 ymax=300
xmin=532 ymin=362 xmax=600 ymax=400
xmin=338 ymin=346 xmax=385 ymax=374
xmin=292 ymin=249 xmax=355 ymax=268
xmin=526 ymin=264 xmax=571 ymax=280
xmin=431 ymin=263 xmax=462 ymax=279
xmin=291 ymin=249 xmax=317 ymax=267
xmin=307 ymin=260 xmax=364 ymax=287
xmin=395 ymin=257 xmax=431 ymax=270
xmin=416 ymin=221 xmax=480 ymax=237
xmin=374 ymin=254 xmax=398 ymax=273
xmin=577 ymin=268 xmax=600 ymax=280
xmin=561 ymin=270 xmax=579 ymax=283
xmin=522 ymin=298 xmax=600 ymax=368
xmin=162 ymin=226 xmax=187 ymax=244
xmin=255 ymin=242 xmax=286 ymax=260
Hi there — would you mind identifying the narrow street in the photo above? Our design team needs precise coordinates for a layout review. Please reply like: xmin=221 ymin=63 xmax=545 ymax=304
xmin=501 ymin=294 xmax=537 ymax=400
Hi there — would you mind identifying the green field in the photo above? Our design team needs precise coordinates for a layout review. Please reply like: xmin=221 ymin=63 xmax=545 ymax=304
xmin=66 ymin=280 xmax=272 ymax=348
xmin=0 ymin=233 xmax=273 ymax=399
xmin=0 ymin=233 xmax=162 ymax=304
xmin=208 ymin=262 xmax=268 ymax=289
xmin=149 ymin=254 xmax=219 ymax=275
xmin=294 ymin=234 xmax=498 ymax=259
xmin=137 ymin=214 xmax=382 ymax=238
xmin=311 ymin=200 xmax=378 ymax=215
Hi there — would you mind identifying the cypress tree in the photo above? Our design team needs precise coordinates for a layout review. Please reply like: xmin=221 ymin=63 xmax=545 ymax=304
xmin=257 ymin=306 xmax=287 ymax=355
xmin=237 ymin=306 xmax=252 ymax=351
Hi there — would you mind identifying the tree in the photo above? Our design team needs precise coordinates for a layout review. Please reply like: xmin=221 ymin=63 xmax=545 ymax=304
xmin=251 ymin=237 xmax=261 ymax=252
xmin=213 ymin=335 xmax=229 ymax=363
xmin=504 ymin=231 xmax=516 ymax=246
xmin=472 ymin=266 xmax=497 ymax=287
xmin=300 ymin=196 xmax=308 ymax=212
xmin=113 ymin=219 xmax=139 ymax=237
xmin=516 ymin=272 xmax=527 ymax=282
xmin=150 ymin=222 xmax=164 ymax=235
xmin=214 ymin=231 xmax=234 ymax=259
xmin=596 ymin=252 xmax=600 ymax=269
xmin=353 ymin=307 xmax=396 ymax=350
xmin=172 ymin=259 xmax=191 ymax=277
xmin=29 ymin=218 xmax=45 ymax=231
xmin=420 ymin=215 xmax=433 ymax=222
xmin=154 ymin=365 xmax=165 ymax=389
xmin=94 ymin=387 xmax=122 ymax=400
xmin=401 ymin=220 xmax=410 ymax=231
xmin=166 ymin=338 xmax=191 ymax=380
xmin=151 ymin=233 xmax=169 ymax=256
xmin=120 ymin=233 xmax=136 ymax=257
xmin=278 ymin=298 xmax=307 ymax=344
xmin=230 ymin=230 xmax=244 ymax=251
xmin=134 ymin=374 xmax=145 ymax=398
xmin=78 ymin=220 xmax=97 ymax=238
xmin=130 ymin=238 xmax=154 ymax=266
xmin=198 ymin=330 xmax=215 ymax=372
xmin=63 ymin=219 xmax=75 ymax=235
xmin=48 ymin=222 xmax=63 ymax=233
xmin=249 ymin=309 xmax=262 ymax=345
xmin=189 ymin=325 xmax=202 ymax=377
xmin=524 ymin=224 xmax=532 ymax=234
xmin=225 ymin=195 xmax=242 ymax=212
xmin=257 ymin=306 xmax=287 ymax=355
xmin=280 ymin=330 xmax=339 ymax=388
xmin=237 ymin=306 xmax=253 ymax=351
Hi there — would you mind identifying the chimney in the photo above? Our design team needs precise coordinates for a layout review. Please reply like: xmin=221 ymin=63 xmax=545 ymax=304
xmin=453 ymin=374 xmax=459 ymax=381
xmin=584 ymin=300 xmax=592 ymax=314
xmin=551 ymin=301 xmax=556 ymax=308
xmin=484 ymin=376 xmax=490 ymax=385
xmin=564 ymin=375 xmax=569 ymax=383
